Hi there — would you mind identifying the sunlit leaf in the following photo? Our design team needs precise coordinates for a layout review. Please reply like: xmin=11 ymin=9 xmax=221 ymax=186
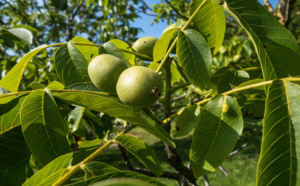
xmin=0 ymin=44 xmax=49 ymax=92
xmin=72 ymin=36 xmax=98 ymax=62
xmin=153 ymin=28 xmax=179 ymax=62
xmin=224 ymin=0 xmax=300 ymax=82
xmin=189 ymin=0 xmax=226 ymax=54
xmin=256 ymin=80 xmax=300 ymax=185
xmin=177 ymin=29 xmax=212 ymax=90
xmin=23 ymin=153 xmax=73 ymax=186
xmin=190 ymin=95 xmax=243 ymax=177
xmin=54 ymin=41 xmax=90 ymax=87
xmin=109 ymin=39 xmax=135 ymax=66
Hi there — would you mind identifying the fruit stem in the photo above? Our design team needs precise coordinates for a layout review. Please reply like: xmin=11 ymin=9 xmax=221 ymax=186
xmin=52 ymin=125 xmax=135 ymax=186
xmin=155 ymin=0 xmax=209 ymax=73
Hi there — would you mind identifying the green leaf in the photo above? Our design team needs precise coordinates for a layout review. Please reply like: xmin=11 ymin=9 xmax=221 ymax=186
xmin=30 ymin=82 xmax=45 ymax=90
xmin=256 ymin=80 xmax=300 ymax=185
xmin=115 ymin=134 xmax=163 ymax=176
xmin=68 ymin=162 xmax=166 ymax=186
xmin=54 ymin=41 xmax=90 ymax=87
xmin=48 ymin=81 xmax=65 ymax=90
xmin=68 ymin=106 xmax=85 ymax=135
xmin=21 ymin=89 xmax=70 ymax=167
xmin=172 ymin=105 xmax=200 ymax=138
xmin=217 ymin=68 xmax=250 ymax=93
xmin=54 ymin=91 xmax=175 ymax=148
xmin=66 ymin=82 xmax=100 ymax=92
xmin=190 ymin=95 xmax=243 ymax=178
xmin=189 ymin=0 xmax=226 ymax=54
xmin=224 ymin=0 xmax=300 ymax=81
xmin=0 ymin=125 xmax=30 ymax=172
xmin=0 ymin=96 xmax=31 ymax=171
xmin=109 ymin=39 xmax=135 ymax=66
xmin=23 ymin=153 xmax=73 ymax=186
xmin=0 ymin=44 xmax=49 ymax=92
xmin=177 ymin=29 xmax=212 ymax=90
xmin=103 ymin=42 xmax=130 ymax=67
xmin=0 ymin=159 xmax=29 ymax=186
xmin=72 ymin=36 xmax=98 ymax=62
xmin=153 ymin=28 xmax=179 ymax=62
xmin=90 ymin=178 xmax=157 ymax=186
xmin=8 ymin=28 xmax=33 ymax=44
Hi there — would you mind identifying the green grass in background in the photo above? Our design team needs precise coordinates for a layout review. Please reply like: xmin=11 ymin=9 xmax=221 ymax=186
xmin=98 ymin=127 xmax=259 ymax=186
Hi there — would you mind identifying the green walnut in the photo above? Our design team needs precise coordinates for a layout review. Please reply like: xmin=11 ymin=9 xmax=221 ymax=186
xmin=132 ymin=36 xmax=158 ymax=60
xmin=88 ymin=54 xmax=127 ymax=94
xmin=116 ymin=66 xmax=163 ymax=108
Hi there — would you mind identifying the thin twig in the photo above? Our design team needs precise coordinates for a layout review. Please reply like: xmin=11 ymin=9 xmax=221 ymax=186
xmin=204 ymin=175 xmax=210 ymax=186
xmin=219 ymin=166 xmax=228 ymax=177
xmin=164 ymin=0 xmax=189 ymax=20
xmin=228 ymin=143 xmax=249 ymax=158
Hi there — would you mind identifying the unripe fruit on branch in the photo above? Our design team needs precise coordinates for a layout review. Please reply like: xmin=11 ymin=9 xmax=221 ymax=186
xmin=132 ymin=36 xmax=158 ymax=60
xmin=116 ymin=66 xmax=163 ymax=108
xmin=88 ymin=54 xmax=127 ymax=94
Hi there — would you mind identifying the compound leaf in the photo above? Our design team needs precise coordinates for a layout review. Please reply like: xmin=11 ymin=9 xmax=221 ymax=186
xmin=54 ymin=91 xmax=175 ymax=148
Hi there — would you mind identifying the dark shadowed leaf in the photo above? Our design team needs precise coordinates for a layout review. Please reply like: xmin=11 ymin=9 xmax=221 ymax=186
xmin=217 ymin=68 xmax=250 ymax=93
xmin=54 ymin=41 xmax=91 ymax=87
xmin=189 ymin=0 xmax=226 ymax=54
xmin=90 ymin=178 xmax=156 ymax=186
xmin=190 ymin=95 xmax=243 ymax=178
xmin=0 ymin=96 xmax=30 ymax=171
xmin=172 ymin=105 xmax=200 ymax=138
xmin=54 ymin=91 xmax=175 ymax=148
xmin=0 ymin=159 xmax=29 ymax=186
xmin=177 ymin=29 xmax=212 ymax=90
xmin=115 ymin=134 xmax=163 ymax=176
xmin=21 ymin=89 xmax=70 ymax=167
xmin=256 ymin=80 xmax=300 ymax=185
xmin=66 ymin=162 xmax=166 ymax=186
xmin=224 ymin=0 xmax=300 ymax=81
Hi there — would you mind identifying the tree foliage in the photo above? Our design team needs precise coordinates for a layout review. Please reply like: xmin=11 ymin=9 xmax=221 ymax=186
xmin=1 ymin=0 xmax=300 ymax=186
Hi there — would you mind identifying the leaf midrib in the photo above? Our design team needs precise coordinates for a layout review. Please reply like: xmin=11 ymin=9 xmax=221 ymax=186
xmin=225 ymin=2 xmax=277 ymax=80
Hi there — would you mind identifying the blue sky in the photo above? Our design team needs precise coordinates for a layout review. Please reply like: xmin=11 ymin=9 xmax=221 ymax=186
xmin=136 ymin=0 xmax=279 ymax=38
